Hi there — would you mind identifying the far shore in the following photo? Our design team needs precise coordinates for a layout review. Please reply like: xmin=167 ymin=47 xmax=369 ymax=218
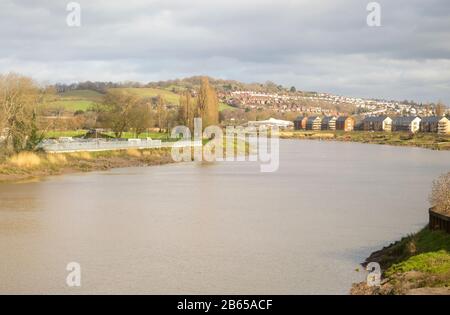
xmin=0 ymin=148 xmax=176 ymax=184
xmin=280 ymin=130 xmax=450 ymax=151
xmin=1 ymin=132 xmax=449 ymax=183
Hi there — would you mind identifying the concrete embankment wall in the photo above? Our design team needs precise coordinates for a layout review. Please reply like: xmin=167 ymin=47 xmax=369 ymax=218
xmin=41 ymin=140 xmax=202 ymax=153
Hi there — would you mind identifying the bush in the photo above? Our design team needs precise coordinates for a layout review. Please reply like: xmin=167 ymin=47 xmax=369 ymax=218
xmin=126 ymin=149 xmax=141 ymax=157
xmin=8 ymin=152 xmax=41 ymax=168
xmin=429 ymin=172 xmax=450 ymax=215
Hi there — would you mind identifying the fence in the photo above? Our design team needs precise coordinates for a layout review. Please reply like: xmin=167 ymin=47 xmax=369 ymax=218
xmin=39 ymin=139 xmax=201 ymax=153
xmin=429 ymin=208 xmax=450 ymax=234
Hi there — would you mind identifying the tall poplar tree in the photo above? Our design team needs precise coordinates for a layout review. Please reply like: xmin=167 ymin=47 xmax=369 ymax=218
xmin=196 ymin=77 xmax=219 ymax=128
xmin=179 ymin=91 xmax=196 ymax=131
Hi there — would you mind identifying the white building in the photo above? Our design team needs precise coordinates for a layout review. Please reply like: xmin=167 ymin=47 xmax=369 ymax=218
xmin=247 ymin=118 xmax=294 ymax=129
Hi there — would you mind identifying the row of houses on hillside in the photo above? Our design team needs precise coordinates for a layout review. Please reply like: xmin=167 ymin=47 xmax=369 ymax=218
xmin=294 ymin=115 xmax=450 ymax=134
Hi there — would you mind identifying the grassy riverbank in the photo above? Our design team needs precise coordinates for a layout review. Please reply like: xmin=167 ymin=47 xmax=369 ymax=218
xmin=351 ymin=227 xmax=450 ymax=295
xmin=281 ymin=131 xmax=450 ymax=150
xmin=0 ymin=149 xmax=174 ymax=183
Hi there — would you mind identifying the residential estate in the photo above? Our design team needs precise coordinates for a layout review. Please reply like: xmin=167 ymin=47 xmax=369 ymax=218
xmin=293 ymin=115 xmax=450 ymax=134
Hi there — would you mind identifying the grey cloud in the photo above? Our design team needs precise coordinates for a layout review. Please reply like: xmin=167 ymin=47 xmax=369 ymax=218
xmin=0 ymin=0 xmax=449 ymax=103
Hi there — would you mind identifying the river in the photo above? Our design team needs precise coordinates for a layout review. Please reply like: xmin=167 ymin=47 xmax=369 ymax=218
xmin=0 ymin=140 xmax=449 ymax=294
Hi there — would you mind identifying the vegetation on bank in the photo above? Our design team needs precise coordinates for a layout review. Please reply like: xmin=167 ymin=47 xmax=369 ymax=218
xmin=385 ymin=251 xmax=450 ymax=280
xmin=281 ymin=130 xmax=450 ymax=150
xmin=0 ymin=148 xmax=174 ymax=183
xmin=352 ymin=172 xmax=450 ymax=295
xmin=0 ymin=73 xmax=221 ymax=154
xmin=351 ymin=228 xmax=450 ymax=295
xmin=0 ymin=136 xmax=248 ymax=183
xmin=366 ymin=228 xmax=450 ymax=270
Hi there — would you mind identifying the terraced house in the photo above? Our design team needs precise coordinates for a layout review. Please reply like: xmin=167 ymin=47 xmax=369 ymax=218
xmin=362 ymin=116 xmax=393 ymax=132
xmin=294 ymin=116 xmax=308 ymax=130
xmin=321 ymin=116 xmax=337 ymax=131
xmin=392 ymin=116 xmax=421 ymax=133
xmin=421 ymin=116 xmax=444 ymax=133
xmin=305 ymin=116 xmax=322 ymax=131
xmin=335 ymin=116 xmax=355 ymax=131
xmin=437 ymin=117 xmax=450 ymax=134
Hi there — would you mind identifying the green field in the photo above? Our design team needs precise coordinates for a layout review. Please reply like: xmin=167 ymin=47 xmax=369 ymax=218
xmin=43 ymin=88 xmax=235 ymax=112
xmin=59 ymin=89 xmax=104 ymax=101
xmin=44 ymin=88 xmax=178 ymax=112
xmin=219 ymin=102 xmax=236 ymax=111
xmin=43 ymin=89 xmax=104 ymax=112
xmin=110 ymin=88 xmax=181 ymax=105
xmin=46 ymin=100 xmax=95 ymax=111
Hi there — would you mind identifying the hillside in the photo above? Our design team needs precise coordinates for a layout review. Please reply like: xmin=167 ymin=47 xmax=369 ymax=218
xmin=44 ymin=85 xmax=235 ymax=113
xmin=146 ymin=76 xmax=294 ymax=94
xmin=109 ymin=87 xmax=181 ymax=105
xmin=43 ymin=89 xmax=104 ymax=112
xmin=59 ymin=89 xmax=104 ymax=101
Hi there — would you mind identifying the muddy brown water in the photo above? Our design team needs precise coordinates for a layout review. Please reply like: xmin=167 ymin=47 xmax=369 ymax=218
xmin=0 ymin=140 xmax=449 ymax=294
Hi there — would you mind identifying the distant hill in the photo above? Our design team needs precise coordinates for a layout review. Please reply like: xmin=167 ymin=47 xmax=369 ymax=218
xmin=47 ymin=77 xmax=438 ymax=117
xmin=43 ymin=87 xmax=181 ymax=112
xmin=42 ymin=89 xmax=104 ymax=112
xmin=146 ymin=76 xmax=296 ymax=94
xmin=53 ymin=76 xmax=296 ymax=94
xmin=109 ymin=87 xmax=181 ymax=105
xmin=44 ymin=85 xmax=235 ymax=113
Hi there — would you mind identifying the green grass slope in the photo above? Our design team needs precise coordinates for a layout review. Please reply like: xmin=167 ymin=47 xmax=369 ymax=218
xmin=109 ymin=88 xmax=181 ymax=105
xmin=44 ymin=87 xmax=236 ymax=112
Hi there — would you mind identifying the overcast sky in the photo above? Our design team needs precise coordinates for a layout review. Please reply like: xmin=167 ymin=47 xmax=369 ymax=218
xmin=1 ymin=0 xmax=449 ymax=103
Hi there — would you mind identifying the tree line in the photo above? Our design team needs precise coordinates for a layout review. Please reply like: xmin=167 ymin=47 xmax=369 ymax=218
xmin=94 ymin=77 xmax=219 ymax=137
xmin=0 ymin=74 xmax=219 ymax=154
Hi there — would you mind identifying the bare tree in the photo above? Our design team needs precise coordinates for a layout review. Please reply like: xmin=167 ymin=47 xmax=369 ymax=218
xmin=178 ymin=91 xmax=197 ymax=131
xmin=0 ymin=73 xmax=42 ymax=152
xmin=155 ymin=95 xmax=167 ymax=132
xmin=429 ymin=172 xmax=450 ymax=215
xmin=100 ymin=90 xmax=140 ymax=138
xmin=129 ymin=101 xmax=153 ymax=137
